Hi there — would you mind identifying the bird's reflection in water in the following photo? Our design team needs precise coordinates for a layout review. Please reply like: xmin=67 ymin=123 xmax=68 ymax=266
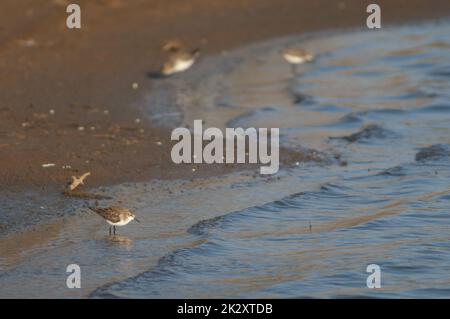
xmin=106 ymin=235 xmax=133 ymax=249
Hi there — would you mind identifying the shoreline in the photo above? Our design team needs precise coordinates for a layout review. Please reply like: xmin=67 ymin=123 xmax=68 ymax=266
xmin=1 ymin=0 xmax=450 ymax=194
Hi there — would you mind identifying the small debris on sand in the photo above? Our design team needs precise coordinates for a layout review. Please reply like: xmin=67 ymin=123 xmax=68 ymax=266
xmin=17 ymin=38 xmax=37 ymax=48
xmin=69 ymin=172 xmax=91 ymax=191
xmin=42 ymin=163 xmax=56 ymax=168
xmin=132 ymin=82 xmax=139 ymax=90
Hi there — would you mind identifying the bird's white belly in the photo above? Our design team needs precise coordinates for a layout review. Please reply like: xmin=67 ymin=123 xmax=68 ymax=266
xmin=173 ymin=59 xmax=195 ymax=73
xmin=283 ymin=54 xmax=306 ymax=64
xmin=107 ymin=218 xmax=132 ymax=226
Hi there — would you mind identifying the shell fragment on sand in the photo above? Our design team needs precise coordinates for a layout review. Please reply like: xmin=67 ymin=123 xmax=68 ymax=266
xmin=69 ymin=172 xmax=91 ymax=191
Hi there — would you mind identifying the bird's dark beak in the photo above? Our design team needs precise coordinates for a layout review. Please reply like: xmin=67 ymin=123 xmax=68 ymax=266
xmin=134 ymin=218 xmax=141 ymax=223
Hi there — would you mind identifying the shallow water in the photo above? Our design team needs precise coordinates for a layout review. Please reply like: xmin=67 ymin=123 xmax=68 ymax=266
xmin=1 ymin=21 xmax=450 ymax=298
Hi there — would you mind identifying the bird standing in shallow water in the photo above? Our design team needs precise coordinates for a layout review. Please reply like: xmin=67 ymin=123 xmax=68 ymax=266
xmin=281 ymin=47 xmax=314 ymax=74
xmin=89 ymin=206 xmax=140 ymax=235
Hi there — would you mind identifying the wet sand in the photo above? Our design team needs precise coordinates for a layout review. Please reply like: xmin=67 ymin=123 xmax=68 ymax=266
xmin=1 ymin=0 xmax=450 ymax=192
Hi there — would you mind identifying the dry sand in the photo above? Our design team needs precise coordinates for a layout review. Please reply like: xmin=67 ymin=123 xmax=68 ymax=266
xmin=1 ymin=0 xmax=449 ymax=192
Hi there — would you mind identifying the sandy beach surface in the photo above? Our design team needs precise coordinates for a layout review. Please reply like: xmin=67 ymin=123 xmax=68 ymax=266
xmin=1 ymin=0 xmax=450 ymax=192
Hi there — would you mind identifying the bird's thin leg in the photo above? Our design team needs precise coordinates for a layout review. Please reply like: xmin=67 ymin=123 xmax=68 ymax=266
xmin=113 ymin=226 xmax=116 ymax=235
xmin=291 ymin=64 xmax=296 ymax=75
xmin=109 ymin=226 xmax=112 ymax=235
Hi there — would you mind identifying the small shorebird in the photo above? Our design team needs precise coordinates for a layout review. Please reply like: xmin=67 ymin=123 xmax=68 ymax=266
xmin=89 ymin=206 xmax=140 ymax=235
xmin=281 ymin=47 xmax=314 ymax=73
xmin=161 ymin=48 xmax=200 ymax=76
xmin=68 ymin=172 xmax=91 ymax=191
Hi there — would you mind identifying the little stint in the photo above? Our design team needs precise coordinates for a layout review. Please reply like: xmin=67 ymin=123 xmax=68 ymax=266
xmin=89 ymin=206 xmax=140 ymax=235
xmin=281 ymin=47 xmax=314 ymax=73
xmin=161 ymin=48 xmax=200 ymax=76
